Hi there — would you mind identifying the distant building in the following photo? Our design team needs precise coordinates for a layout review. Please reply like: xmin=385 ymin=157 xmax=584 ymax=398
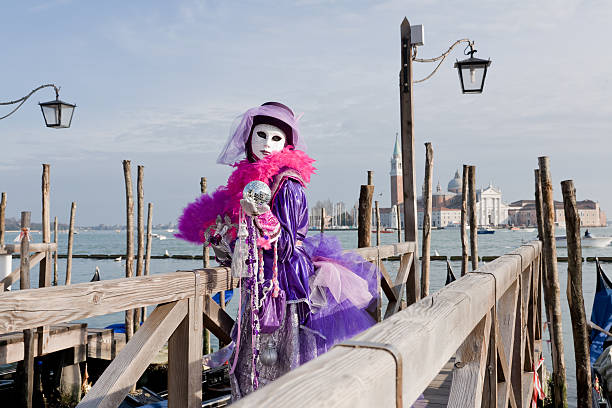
xmin=508 ymin=199 xmax=607 ymax=227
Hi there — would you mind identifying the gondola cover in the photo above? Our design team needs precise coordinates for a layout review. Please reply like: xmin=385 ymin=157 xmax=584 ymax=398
xmin=590 ymin=259 xmax=612 ymax=364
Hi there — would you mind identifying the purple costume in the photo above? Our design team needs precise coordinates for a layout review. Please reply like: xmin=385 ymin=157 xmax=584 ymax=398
xmin=176 ymin=103 xmax=379 ymax=399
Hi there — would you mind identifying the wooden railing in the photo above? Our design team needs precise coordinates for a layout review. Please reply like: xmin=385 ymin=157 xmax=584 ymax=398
xmin=0 ymin=243 xmax=57 ymax=291
xmin=234 ymin=241 xmax=543 ymax=407
xmin=0 ymin=241 xmax=416 ymax=408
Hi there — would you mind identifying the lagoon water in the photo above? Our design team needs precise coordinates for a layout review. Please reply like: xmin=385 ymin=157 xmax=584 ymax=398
xmin=6 ymin=225 xmax=612 ymax=405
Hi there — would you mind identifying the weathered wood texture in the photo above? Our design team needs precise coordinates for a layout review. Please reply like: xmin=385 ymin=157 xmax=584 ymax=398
xmin=123 ymin=160 xmax=135 ymax=342
xmin=538 ymin=156 xmax=567 ymax=407
xmin=468 ymin=165 xmax=478 ymax=271
xmin=19 ymin=212 xmax=34 ymax=408
xmin=399 ymin=18 xmax=419 ymax=305
xmin=53 ymin=216 xmax=58 ymax=286
xmin=135 ymin=166 xmax=145 ymax=329
xmin=200 ymin=177 xmax=209 ymax=268
xmin=234 ymin=242 xmax=542 ymax=407
xmin=461 ymin=165 xmax=469 ymax=276
xmin=561 ymin=179 xmax=592 ymax=408
xmin=78 ymin=300 xmax=188 ymax=408
xmin=421 ymin=142 xmax=433 ymax=298
xmin=0 ymin=192 xmax=6 ymax=247
xmin=1 ymin=252 xmax=46 ymax=291
xmin=320 ymin=207 xmax=325 ymax=233
xmin=143 ymin=202 xmax=153 ymax=323
xmin=396 ymin=204 xmax=402 ymax=243
xmin=65 ymin=202 xmax=76 ymax=285
xmin=40 ymin=164 xmax=52 ymax=289
xmin=375 ymin=201 xmax=381 ymax=246
xmin=358 ymin=184 xmax=374 ymax=248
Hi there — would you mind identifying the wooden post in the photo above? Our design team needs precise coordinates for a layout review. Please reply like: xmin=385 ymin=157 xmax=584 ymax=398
xmin=421 ymin=142 xmax=433 ymax=298
xmin=358 ymin=172 xmax=374 ymax=248
xmin=53 ymin=216 xmax=58 ymax=286
xmin=399 ymin=18 xmax=419 ymax=304
xmin=135 ymin=165 xmax=145 ymax=331
xmin=19 ymin=211 xmax=34 ymax=408
xmin=65 ymin=202 xmax=76 ymax=285
xmin=396 ymin=205 xmax=402 ymax=242
xmin=375 ymin=201 xmax=381 ymax=246
xmin=200 ymin=178 xmax=211 ymax=354
xmin=561 ymin=179 xmax=591 ymax=408
xmin=538 ymin=156 xmax=567 ymax=407
xmin=143 ymin=202 xmax=153 ymax=323
xmin=0 ymin=192 xmax=5 ymax=247
xmin=201 ymin=178 xmax=210 ymax=268
xmin=535 ymin=169 xmax=552 ymax=332
xmin=123 ymin=160 xmax=135 ymax=342
xmin=320 ymin=207 xmax=325 ymax=233
xmin=367 ymin=170 xmax=373 ymax=186
xmin=468 ymin=165 xmax=478 ymax=271
xmin=460 ymin=165 xmax=469 ymax=276
xmin=40 ymin=164 xmax=51 ymax=288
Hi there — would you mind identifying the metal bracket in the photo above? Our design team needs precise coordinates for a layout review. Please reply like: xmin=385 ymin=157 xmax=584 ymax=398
xmin=334 ymin=340 xmax=403 ymax=408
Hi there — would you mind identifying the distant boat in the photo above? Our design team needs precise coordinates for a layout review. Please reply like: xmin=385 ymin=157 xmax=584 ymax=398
xmin=152 ymin=233 xmax=167 ymax=240
xmin=114 ymin=256 xmax=122 ymax=262
xmin=556 ymin=235 xmax=612 ymax=248
xmin=164 ymin=250 xmax=170 ymax=257
xmin=91 ymin=267 xmax=101 ymax=282
xmin=477 ymin=227 xmax=495 ymax=235
xmin=445 ymin=223 xmax=467 ymax=230
xmin=166 ymin=229 xmax=175 ymax=233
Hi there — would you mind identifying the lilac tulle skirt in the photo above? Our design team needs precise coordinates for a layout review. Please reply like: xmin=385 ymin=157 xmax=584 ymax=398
xmin=302 ymin=233 xmax=379 ymax=354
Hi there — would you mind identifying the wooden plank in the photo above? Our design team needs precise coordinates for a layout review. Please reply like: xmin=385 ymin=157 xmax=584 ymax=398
xmin=0 ymin=324 xmax=87 ymax=364
xmin=233 ymin=244 xmax=540 ymax=407
xmin=461 ymin=165 xmax=469 ymax=276
xmin=78 ymin=300 xmax=188 ymax=408
xmin=1 ymin=251 xmax=45 ymax=290
xmin=349 ymin=241 xmax=415 ymax=262
xmin=496 ymin=280 xmax=518 ymax=408
xmin=379 ymin=262 xmax=397 ymax=303
xmin=0 ymin=267 xmax=235 ymax=334
xmin=384 ymin=252 xmax=413 ymax=318
xmin=0 ymin=243 xmax=57 ymax=255
xmin=511 ymin=275 xmax=524 ymax=406
xmin=168 ymin=294 xmax=203 ymax=407
xmin=203 ymin=294 xmax=234 ymax=344
xmin=86 ymin=328 xmax=114 ymax=359
xmin=448 ymin=312 xmax=491 ymax=407
xmin=481 ymin=308 xmax=497 ymax=408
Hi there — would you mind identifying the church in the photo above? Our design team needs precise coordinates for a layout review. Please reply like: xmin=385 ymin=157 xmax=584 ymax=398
xmin=379 ymin=135 xmax=510 ymax=229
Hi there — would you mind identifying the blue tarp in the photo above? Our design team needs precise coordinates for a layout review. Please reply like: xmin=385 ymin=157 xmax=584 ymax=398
xmin=212 ymin=289 xmax=234 ymax=305
xmin=590 ymin=259 xmax=612 ymax=365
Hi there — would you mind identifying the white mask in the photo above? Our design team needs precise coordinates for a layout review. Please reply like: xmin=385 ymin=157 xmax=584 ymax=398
xmin=249 ymin=123 xmax=287 ymax=161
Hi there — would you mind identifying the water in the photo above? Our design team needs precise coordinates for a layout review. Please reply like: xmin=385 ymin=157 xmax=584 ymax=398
xmin=6 ymin=225 xmax=612 ymax=404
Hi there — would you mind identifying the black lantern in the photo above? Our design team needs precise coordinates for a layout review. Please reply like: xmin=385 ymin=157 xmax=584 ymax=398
xmin=39 ymin=97 xmax=76 ymax=128
xmin=454 ymin=45 xmax=491 ymax=94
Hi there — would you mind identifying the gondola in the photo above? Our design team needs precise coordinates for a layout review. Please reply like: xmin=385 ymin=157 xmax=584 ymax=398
xmin=590 ymin=259 xmax=612 ymax=407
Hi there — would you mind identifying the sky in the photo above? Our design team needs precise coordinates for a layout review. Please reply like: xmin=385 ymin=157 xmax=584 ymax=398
xmin=2 ymin=0 xmax=612 ymax=226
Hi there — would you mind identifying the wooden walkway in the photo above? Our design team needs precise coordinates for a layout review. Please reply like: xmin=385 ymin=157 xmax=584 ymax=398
xmin=415 ymin=359 xmax=454 ymax=407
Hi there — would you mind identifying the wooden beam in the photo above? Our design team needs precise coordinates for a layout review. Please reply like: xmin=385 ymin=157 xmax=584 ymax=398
xmin=19 ymin=212 xmax=34 ymax=408
xmin=123 ymin=160 xmax=135 ymax=343
xmin=1 ymin=251 xmax=45 ymax=291
xmin=448 ymin=312 xmax=491 ymax=407
xmin=384 ymin=252 xmax=413 ymax=318
xmin=0 ymin=243 xmax=57 ymax=255
xmin=78 ymin=300 xmax=188 ymax=408
xmin=468 ymin=165 xmax=478 ymax=271
xmin=461 ymin=165 xmax=469 ymax=276
xmin=65 ymin=202 xmax=76 ymax=285
xmin=40 ymin=163 xmax=51 ymax=289
xmin=168 ymin=294 xmax=203 ymax=407
xmin=135 ymin=165 xmax=145 ymax=330
xmin=203 ymin=295 xmax=234 ymax=344
xmin=421 ymin=142 xmax=433 ymax=298
xmin=358 ymin=183 xmax=374 ymax=248
xmin=0 ymin=267 xmax=234 ymax=334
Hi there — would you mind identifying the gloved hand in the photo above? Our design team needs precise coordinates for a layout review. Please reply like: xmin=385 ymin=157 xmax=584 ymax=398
xmin=240 ymin=197 xmax=270 ymax=217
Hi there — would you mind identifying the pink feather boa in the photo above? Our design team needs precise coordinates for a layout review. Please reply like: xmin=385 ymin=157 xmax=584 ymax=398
xmin=176 ymin=148 xmax=316 ymax=244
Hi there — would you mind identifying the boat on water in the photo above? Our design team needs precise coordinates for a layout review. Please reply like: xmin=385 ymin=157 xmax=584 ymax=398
xmin=477 ymin=227 xmax=495 ymax=235
xmin=152 ymin=233 xmax=168 ymax=240
xmin=589 ymin=260 xmax=612 ymax=407
xmin=556 ymin=235 xmax=612 ymax=248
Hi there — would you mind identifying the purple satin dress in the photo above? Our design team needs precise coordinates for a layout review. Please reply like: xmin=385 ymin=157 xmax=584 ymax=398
xmin=228 ymin=177 xmax=379 ymax=399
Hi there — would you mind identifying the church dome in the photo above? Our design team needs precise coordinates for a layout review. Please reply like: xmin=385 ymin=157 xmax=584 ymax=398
xmin=447 ymin=169 xmax=462 ymax=194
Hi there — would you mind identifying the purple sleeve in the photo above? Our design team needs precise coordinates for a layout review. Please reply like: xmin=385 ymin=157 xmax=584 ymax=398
xmin=271 ymin=179 xmax=309 ymax=263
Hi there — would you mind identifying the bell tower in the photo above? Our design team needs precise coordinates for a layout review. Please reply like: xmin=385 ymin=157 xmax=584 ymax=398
xmin=390 ymin=133 xmax=403 ymax=206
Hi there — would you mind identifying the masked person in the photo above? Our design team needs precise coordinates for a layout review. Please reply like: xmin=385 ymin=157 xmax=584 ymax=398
xmin=176 ymin=102 xmax=379 ymax=399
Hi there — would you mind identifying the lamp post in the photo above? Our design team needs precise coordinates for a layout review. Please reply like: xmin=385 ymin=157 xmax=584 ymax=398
xmin=399 ymin=18 xmax=491 ymax=305
xmin=0 ymin=84 xmax=76 ymax=128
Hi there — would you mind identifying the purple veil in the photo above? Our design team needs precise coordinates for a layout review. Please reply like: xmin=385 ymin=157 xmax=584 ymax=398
xmin=217 ymin=103 xmax=306 ymax=165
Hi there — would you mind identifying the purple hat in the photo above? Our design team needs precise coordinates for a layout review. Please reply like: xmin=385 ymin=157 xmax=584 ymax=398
xmin=217 ymin=102 xmax=305 ymax=165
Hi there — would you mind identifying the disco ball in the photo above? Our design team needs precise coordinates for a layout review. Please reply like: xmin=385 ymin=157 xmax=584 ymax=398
xmin=242 ymin=180 xmax=271 ymax=206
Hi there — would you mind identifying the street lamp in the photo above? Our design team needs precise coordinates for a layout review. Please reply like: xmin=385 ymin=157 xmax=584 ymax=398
xmin=0 ymin=84 xmax=76 ymax=128
xmin=454 ymin=44 xmax=491 ymax=94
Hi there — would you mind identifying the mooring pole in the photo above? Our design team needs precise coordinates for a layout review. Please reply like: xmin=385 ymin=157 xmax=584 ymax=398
xmin=358 ymin=172 xmax=374 ymax=248
xmin=538 ymin=156 xmax=567 ymax=407
xmin=200 ymin=178 xmax=211 ymax=354
xmin=375 ymin=201 xmax=381 ymax=246
xmin=0 ymin=192 xmax=5 ymax=248
xmin=399 ymin=18 xmax=419 ymax=304
xmin=53 ymin=216 xmax=58 ymax=286
xmin=123 ymin=160 xmax=135 ymax=342
xmin=65 ymin=202 xmax=76 ymax=285
xmin=421 ymin=142 xmax=433 ymax=297
xmin=143 ymin=202 xmax=153 ymax=324
xmin=19 ymin=211 xmax=34 ymax=408
xmin=135 ymin=165 xmax=145 ymax=331
xmin=460 ymin=165 xmax=469 ymax=276
xmin=561 ymin=179 xmax=591 ymax=408
xmin=468 ymin=165 xmax=478 ymax=270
